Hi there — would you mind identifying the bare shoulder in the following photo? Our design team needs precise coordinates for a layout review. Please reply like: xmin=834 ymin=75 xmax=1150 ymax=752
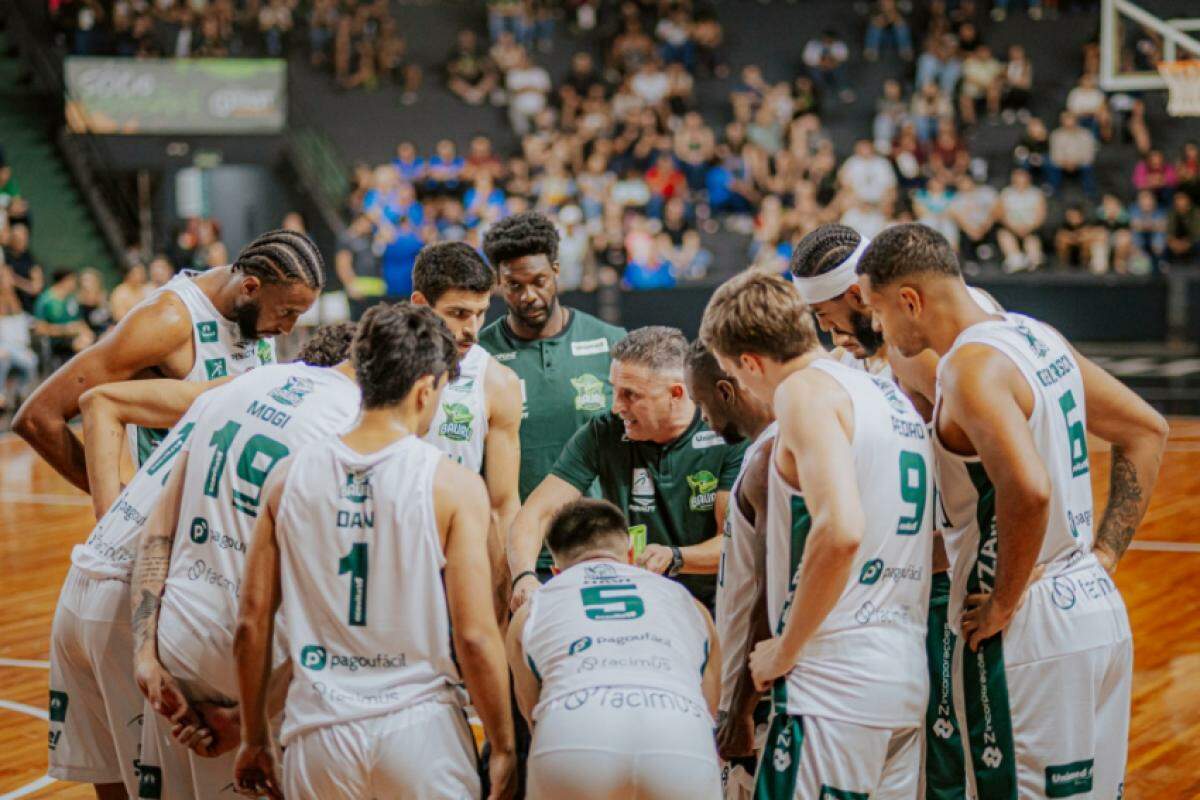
xmin=775 ymin=362 xmax=848 ymax=419
xmin=433 ymin=456 xmax=489 ymax=513
xmin=485 ymin=357 xmax=523 ymax=419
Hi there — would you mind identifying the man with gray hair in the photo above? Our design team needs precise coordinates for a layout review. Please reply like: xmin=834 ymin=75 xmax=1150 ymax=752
xmin=508 ymin=326 xmax=748 ymax=611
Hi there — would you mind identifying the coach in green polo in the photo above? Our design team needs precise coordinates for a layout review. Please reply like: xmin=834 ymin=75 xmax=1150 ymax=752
xmin=508 ymin=326 xmax=748 ymax=610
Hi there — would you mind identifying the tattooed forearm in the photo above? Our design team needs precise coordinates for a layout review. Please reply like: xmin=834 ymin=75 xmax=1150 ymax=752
xmin=130 ymin=535 xmax=173 ymax=656
xmin=132 ymin=589 xmax=161 ymax=653
xmin=1095 ymin=447 xmax=1145 ymax=563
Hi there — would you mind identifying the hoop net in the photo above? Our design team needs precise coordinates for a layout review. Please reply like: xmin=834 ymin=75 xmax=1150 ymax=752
xmin=1158 ymin=60 xmax=1200 ymax=117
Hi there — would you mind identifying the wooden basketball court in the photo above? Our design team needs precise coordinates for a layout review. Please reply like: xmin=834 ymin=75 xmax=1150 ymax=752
xmin=1 ymin=422 xmax=1198 ymax=799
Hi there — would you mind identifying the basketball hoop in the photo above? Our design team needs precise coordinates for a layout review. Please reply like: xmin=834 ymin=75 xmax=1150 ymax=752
xmin=1158 ymin=59 xmax=1200 ymax=116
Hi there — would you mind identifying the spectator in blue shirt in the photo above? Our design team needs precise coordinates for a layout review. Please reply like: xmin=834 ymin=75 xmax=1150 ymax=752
xmin=392 ymin=141 xmax=426 ymax=184
xmin=425 ymin=139 xmax=466 ymax=197
xmin=380 ymin=224 xmax=426 ymax=296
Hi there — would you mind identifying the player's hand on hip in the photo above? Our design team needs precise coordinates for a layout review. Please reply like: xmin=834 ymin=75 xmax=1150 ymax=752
xmin=637 ymin=543 xmax=673 ymax=574
xmin=961 ymin=592 xmax=1016 ymax=652
xmin=1093 ymin=545 xmax=1118 ymax=575
xmin=135 ymin=658 xmax=194 ymax=724
xmin=748 ymin=638 xmax=788 ymax=693
xmin=234 ymin=742 xmax=283 ymax=799
xmin=716 ymin=709 xmax=757 ymax=760
xmin=509 ymin=573 xmax=541 ymax=612
xmin=485 ymin=747 xmax=518 ymax=800
xmin=179 ymin=702 xmax=241 ymax=757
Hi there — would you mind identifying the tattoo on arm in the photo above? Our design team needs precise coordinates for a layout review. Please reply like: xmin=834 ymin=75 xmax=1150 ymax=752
xmin=131 ymin=538 xmax=173 ymax=655
xmin=1095 ymin=447 xmax=1144 ymax=562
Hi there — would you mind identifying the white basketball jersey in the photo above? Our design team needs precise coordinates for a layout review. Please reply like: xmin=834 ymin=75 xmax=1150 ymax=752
xmin=715 ymin=421 xmax=777 ymax=713
xmin=72 ymin=391 xmax=219 ymax=582
xmin=765 ymin=360 xmax=931 ymax=728
xmin=522 ymin=561 xmax=711 ymax=722
xmin=275 ymin=435 xmax=464 ymax=745
xmin=423 ymin=344 xmax=490 ymax=472
xmin=932 ymin=313 xmax=1096 ymax=635
xmin=158 ymin=364 xmax=360 ymax=697
xmin=127 ymin=271 xmax=277 ymax=466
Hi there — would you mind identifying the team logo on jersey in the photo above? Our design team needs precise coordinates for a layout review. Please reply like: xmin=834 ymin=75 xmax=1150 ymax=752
xmin=858 ymin=558 xmax=884 ymax=585
xmin=341 ymin=470 xmax=373 ymax=503
xmin=448 ymin=377 xmax=475 ymax=394
xmin=189 ymin=516 xmax=210 ymax=544
xmin=439 ymin=403 xmax=474 ymax=441
xmin=1014 ymin=319 xmax=1049 ymax=359
xmin=630 ymin=468 xmax=656 ymax=513
xmin=256 ymin=339 xmax=274 ymax=364
xmin=570 ymin=373 xmax=606 ymax=412
xmin=584 ymin=563 xmax=619 ymax=581
xmin=686 ymin=470 xmax=718 ymax=512
xmin=269 ymin=376 xmax=314 ymax=407
xmin=196 ymin=320 xmax=219 ymax=343
xmin=871 ymin=377 xmax=911 ymax=415
xmin=568 ymin=636 xmax=593 ymax=655
xmin=204 ymin=357 xmax=228 ymax=379
xmin=48 ymin=690 xmax=68 ymax=722
xmin=300 ymin=645 xmax=328 ymax=671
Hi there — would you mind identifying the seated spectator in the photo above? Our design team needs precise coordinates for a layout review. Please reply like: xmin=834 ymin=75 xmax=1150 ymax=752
xmin=335 ymin=215 xmax=385 ymax=301
xmin=655 ymin=7 xmax=695 ymax=70
xmin=393 ymin=141 xmax=426 ymax=185
xmin=1133 ymin=149 xmax=1179 ymax=207
xmin=258 ymin=0 xmax=293 ymax=58
xmin=577 ymin=153 xmax=616 ymax=221
xmin=911 ymin=82 xmax=953 ymax=144
xmin=1013 ymin=116 xmax=1051 ymax=183
xmin=1129 ymin=190 xmax=1168 ymax=273
xmin=192 ymin=219 xmax=228 ymax=270
xmin=1092 ymin=193 xmax=1134 ymax=275
xmin=674 ymin=112 xmax=716 ymax=191
xmin=839 ymin=139 xmax=898 ymax=208
xmin=34 ymin=269 xmax=93 ymax=361
xmin=864 ymin=0 xmax=914 ymax=61
xmin=464 ymin=136 xmax=505 ymax=182
xmin=915 ymin=33 xmax=962 ymax=98
xmin=365 ymin=166 xmax=424 ymax=226
xmin=425 ymin=140 xmax=466 ymax=197
xmin=1065 ymin=74 xmax=1111 ymax=141
xmin=928 ymin=124 xmax=970 ymax=183
xmin=1167 ymin=191 xmax=1200 ymax=265
xmin=464 ymin=172 xmax=507 ymax=224
xmin=2 ymin=223 xmax=42 ymax=313
xmin=873 ymin=79 xmax=910 ymax=153
xmin=1055 ymin=204 xmax=1103 ymax=271
xmin=149 ymin=255 xmax=175 ymax=287
xmin=487 ymin=0 xmax=528 ymax=44
xmin=1048 ymin=111 xmax=1098 ymax=198
xmin=691 ymin=12 xmax=727 ymax=78
xmin=376 ymin=19 xmax=421 ymax=104
xmin=631 ymin=59 xmax=671 ymax=110
xmin=802 ymin=30 xmax=854 ymax=104
xmin=958 ymin=44 xmax=1003 ymax=126
xmin=665 ymin=62 xmax=695 ymax=117
xmin=446 ymin=30 xmax=498 ymax=106
xmin=557 ymin=205 xmax=595 ymax=291
xmin=76 ymin=267 xmax=112 ymax=339
xmin=0 ymin=267 xmax=36 ymax=412
xmin=622 ymin=216 xmax=675 ymax=290
xmin=913 ymin=176 xmax=959 ymax=250
xmin=109 ymin=262 xmax=151 ymax=322
xmin=645 ymin=153 xmax=686 ymax=218
xmin=892 ymin=125 xmax=927 ymax=191
xmin=610 ymin=17 xmax=656 ymax=75
xmin=561 ymin=51 xmax=601 ymax=105
xmin=308 ymin=0 xmax=338 ymax=67
xmin=1001 ymin=44 xmax=1034 ymax=122
xmin=490 ymin=30 xmax=526 ymax=74
xmin=948 ymin=174 xmax=998 ymax=264
xmin=379 ymin=221 xmax=427 ymax=297
xmin=996 ymin=168 xmax=1046 ymax=272
xmin=706 ymin=146 xmax=757 ymax=215
xmin=611 ymin=168 xmax=652 ymax=211
xmin=1178 ymin=141 xmax=1200 ymax=205
xmin=840 ymin=198 xmax=891 ymax=240
xmin=746 ymin=105 xmax=784 ymax=156
xmin=506 ymin=51 xmax=552 ymax=136
xmin=533 ymin=159 xmax=577 ymax=211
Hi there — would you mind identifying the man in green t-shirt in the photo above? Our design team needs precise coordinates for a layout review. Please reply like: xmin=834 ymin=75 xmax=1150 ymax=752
xmin=508 ymin=326 xmax=748 ymax=611
xmin=478 ymin=212 xmax=626 ymax=563
xmin=33 ymin=269 xmax=94 ymax=360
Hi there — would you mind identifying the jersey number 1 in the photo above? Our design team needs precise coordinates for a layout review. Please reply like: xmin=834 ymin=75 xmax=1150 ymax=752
xmin=338 ymin=542 xmax=369 ymax=626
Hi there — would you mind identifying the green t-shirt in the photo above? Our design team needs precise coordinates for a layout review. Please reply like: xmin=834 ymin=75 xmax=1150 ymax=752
xmin=478 ymin=307 xmax=626 ymax=502
xmin=33 ymin=291 xmax=81 ymax=326
xmin=551 ymin=410 xmax=748 ymax=607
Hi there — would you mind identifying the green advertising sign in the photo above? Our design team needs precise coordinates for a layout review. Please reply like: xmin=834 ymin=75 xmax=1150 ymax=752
xmin=65 ymin=57 xmax=286 ymax=135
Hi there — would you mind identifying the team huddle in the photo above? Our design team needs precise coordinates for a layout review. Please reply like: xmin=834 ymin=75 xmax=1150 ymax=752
xmin=14 ymin=214 xmax=1169 ymax=800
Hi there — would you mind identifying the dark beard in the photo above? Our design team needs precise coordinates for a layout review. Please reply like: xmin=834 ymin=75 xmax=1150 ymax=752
xmin=234 ymin=299 xmax=260 ymax=341
xmin=719 ymin=420 xmax=745 ymax=444
xmin=851 ymin=310 xmax=884 ymax=357
xmin=513 ymin=297 xmax=558 ymax=333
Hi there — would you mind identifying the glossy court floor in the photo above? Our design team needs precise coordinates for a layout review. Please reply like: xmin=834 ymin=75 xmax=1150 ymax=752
xmin=1 ymin=423 xmax=1198 ymax=799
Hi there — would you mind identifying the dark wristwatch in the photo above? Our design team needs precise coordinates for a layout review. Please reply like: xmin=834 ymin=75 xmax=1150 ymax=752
xmin=667 ymin=546 xmax=684 ymax=578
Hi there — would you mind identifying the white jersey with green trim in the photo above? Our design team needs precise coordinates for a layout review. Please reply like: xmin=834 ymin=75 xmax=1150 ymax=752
xmin=765 ymin=359 xmax=932 ymax=728
xmin=71 ymin=391 xmax=218 ymax=582
xmin=126 ymin=271 xmax=276 ymax=466
xmin=932 ymin=313 xmax=1101 ymax=641
xmin=423 ymin=344 xmax=490 ymax=473
xmin=275 ymin=435 xmax=465 ymax=746
xmin=157 ymin=364 xmax=360 ymax=698
xmin=715 ymin=421 xmax=777 ymax=713
xmin=522 ymin=561 xmax=711 ymax=723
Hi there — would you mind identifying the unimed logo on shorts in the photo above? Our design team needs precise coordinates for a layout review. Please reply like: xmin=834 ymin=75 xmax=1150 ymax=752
xmin=1045 ymin=759 xmax=1094 ymax=798
xmin=300 ymin=644 xmax=328 ymax=671
xmin=138 ymin=765 xmax=163 ymax=799
xmin=48 ymin=690 xmax=68 ymax=722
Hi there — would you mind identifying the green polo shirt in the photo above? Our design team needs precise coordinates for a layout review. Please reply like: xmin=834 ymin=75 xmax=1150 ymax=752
xmin=33 ymin=291 xmax=81 ymax=325
xmin=550 ymin=410 xmax=748 ymax=607
xmin=478 ymin=307 xmax=626 ymax=502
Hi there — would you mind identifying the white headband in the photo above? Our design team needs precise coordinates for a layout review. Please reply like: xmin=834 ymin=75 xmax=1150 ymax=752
xmin=791 ymin=237 xmax=871 ymax=305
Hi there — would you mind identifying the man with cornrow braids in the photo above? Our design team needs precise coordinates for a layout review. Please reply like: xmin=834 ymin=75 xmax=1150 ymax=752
xmin=16 ymin=229 xmax=325 ymax=522
xmin=790 ymin=223 xmax=1002 ymax=800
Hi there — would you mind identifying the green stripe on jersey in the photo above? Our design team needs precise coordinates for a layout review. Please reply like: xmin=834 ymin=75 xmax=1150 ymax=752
xmin=771 ymin=495 xmax=812 ymax=713
xmin=819 ymin=786 xmax=869 ymax=800
xmin=754 ymin=712 xmax=803 ymax=800
xmin=925 ymin=572 xmax=967 ymax=800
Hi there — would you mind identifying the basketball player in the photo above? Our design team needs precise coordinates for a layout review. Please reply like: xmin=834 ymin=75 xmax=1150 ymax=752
xmin=790 ymin=223 xmax=1004 ymax=799
xmin=14 ymin=230 xmax=324 ymax=516
xmin=683 ymin=341 xmax=775 ymax=800
xmin=701 ymin=271 xmax=933 ymax=799
xmin=857 ymin=223 xmax=1168 ymax=799
xmin=507 ymin=498 xmax=722 ymax=800
xmin=233 ymin=303 xmax=516 ymax=800
xmin=48 ymin=326 xmax=354 ymax=800
xmin=129 ymin=321 xmax=371 ymax=798
xmin=411 ymin=241 xmax=523 ymax=613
